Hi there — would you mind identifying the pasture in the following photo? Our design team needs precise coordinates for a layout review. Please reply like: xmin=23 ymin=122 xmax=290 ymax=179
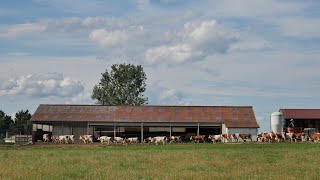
xmin=0 ymin=143 xmax=319 ymax=179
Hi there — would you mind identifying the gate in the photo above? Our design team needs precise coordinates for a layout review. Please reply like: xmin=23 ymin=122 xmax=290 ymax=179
xmin=15 ymin=135 xmax=33 ymax=146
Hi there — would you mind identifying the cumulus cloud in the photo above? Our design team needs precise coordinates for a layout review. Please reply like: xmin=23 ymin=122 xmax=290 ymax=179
xmin=0 ymin=73 xmax=84 ymax=98
xmin=145 ymin=20 xmax=240 ymax=64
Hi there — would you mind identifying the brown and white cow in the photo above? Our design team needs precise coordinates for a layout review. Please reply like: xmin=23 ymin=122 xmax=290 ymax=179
xmin=309 ymin=133 xmax=320 ymax=143
xmin=169 ymin=136 xmax=181 ymax=144
xmin=79 ymin=135 xmax=93 ymax=144
xmin=144 ymin=137 xmax=153 ymax=144
xmin=190 ymin=135 xmax=206 ymax=143
xmin=51 ymin=135 xmax=59 ymax=144
xmin=292 ymin=133 xmax=304 ymax=142
xmin=125 ymin=137 xmax=139 ymax=145
xmin=235 ymin=134 xmax=252 ymax=142
xmin=221 ymin=134 xmax=234 ymax=143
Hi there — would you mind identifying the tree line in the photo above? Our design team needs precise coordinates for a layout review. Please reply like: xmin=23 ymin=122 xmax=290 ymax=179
xmin=0 ymin=110 xmax=32 ymax=138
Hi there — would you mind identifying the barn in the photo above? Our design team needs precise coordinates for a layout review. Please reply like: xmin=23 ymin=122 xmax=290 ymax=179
xmin=31 ymin=104 xmax=259 ymax=143
xmin=280 ymin=109 xmax=320 ymax=134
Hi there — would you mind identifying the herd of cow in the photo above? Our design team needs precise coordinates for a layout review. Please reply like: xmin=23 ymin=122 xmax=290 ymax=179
xmin=257 ymin=132 xmax=320 ymax=143
xmin=42 ymin=132 xmax=320 ymax=145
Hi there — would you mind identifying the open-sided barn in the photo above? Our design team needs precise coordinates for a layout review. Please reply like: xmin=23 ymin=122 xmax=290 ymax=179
xmin=31 ymin=104 xmax=259 ymax=143
xmin=280 ymin=109 xmax=320 ymax=133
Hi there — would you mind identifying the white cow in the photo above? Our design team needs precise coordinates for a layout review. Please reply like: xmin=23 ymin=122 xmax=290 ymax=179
xmin=208 ymin=135 xmax=222 ymax=143
xmin=59 ymin=135 xmax=68 ymax=144
xmin=113 ymin=137 xmax=124 ymax=144
xmin=43 ymin=134 xmax=50 ymax=142
xmin=152 ymin=136 xmax=166 ymax=145
xmin=97 ymin=136 xmax=112 ymax=145
xmin=67 ymin=135 xmax=75 ymax=144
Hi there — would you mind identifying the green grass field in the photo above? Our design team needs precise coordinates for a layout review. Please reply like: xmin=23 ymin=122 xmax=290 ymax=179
xmin=0 ymin=143 xmax=319 ymax=179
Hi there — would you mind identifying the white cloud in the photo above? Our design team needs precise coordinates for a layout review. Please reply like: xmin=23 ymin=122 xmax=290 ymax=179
xmin=159 ymin=88 xmax=181 ymax=101
xmin=89 ymin=25 xmax=145 ymax=48
xmin=0 ymin=17 xmax=133 ymax=38
xmin=0 ymin=72 xmax=84 ymax=98
xmin=65 ymin=91 xmax=93 ymax=104
xmin=1 ymin=23 xmax=46 ymax=37
xmin=145 ymin=20 xmax=240 ymax=64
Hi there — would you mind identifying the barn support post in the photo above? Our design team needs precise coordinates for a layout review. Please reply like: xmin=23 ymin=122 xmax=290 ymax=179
xmin=197 ymin=123 xmax=200 ymax=136
xmin=113 ymin=122 xmax=116 ymax=138
xmin=86 ymin=122 xmax=89 ymax=135
xmin=92 ymin=126 xmax=95 ymax=139
xmin=141 ymin=123 xmax=144 ymax=144
xmin=169 ymin=124 xmax=172 ymax=137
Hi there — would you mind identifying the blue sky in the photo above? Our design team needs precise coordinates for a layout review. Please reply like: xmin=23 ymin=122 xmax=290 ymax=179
xmin=0 ymin=0 xmax=320 ymax=132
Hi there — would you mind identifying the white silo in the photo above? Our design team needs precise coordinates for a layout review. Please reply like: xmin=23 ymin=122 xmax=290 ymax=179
xmin=270 ymin=112 xmax=284 ymax=133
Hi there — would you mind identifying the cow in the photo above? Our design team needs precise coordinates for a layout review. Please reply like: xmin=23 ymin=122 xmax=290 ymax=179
xmin=43 ymin=134 xmax=50 ymax=142
xmin=79 ymin=135 xmax=93 ymax=144
xmin=293 ymin=133 xmax=308 ymax=142
xmin=113 ymin=137 xmax=124 ymax=144
xmin=124 ymin=137 xmax=139 ymax=145
xmin=221 ymin=134 xmax=234 ymax=143
xmin=66 ymin=135 xmax=74 ymax=144
xmin=257 ymin=133 xmax=266 ymax=142
xmin=144 ymin=137 xmax=153 ymax=144
xmin=274 ymin=133 xmax=285 ymax=143
xmin=208 ymin=135 xmax=222 ymax=143
xmin=151 ymin=136 xmax=166 ymax=145
xmin=309 ymin=133 xmax=320 ymax=143
xmin=235 ymin=134 xmax=252 ymax=142
xmin=51 ymin=135 xmax=59 ymax=144
xmin=59 ymin=135 xmax=68 ymax=144
xmin=169 ymin=136 xmax=181 ymax=144
xmin=97 ymin=136 xmax=112 ymax=145
xmin=285 ymin=133 xmax=295 ymax=142
xmin=190 ymin=135 xmax=206 ymax=143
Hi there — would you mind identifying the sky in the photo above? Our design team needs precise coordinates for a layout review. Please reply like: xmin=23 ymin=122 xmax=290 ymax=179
xmin=0 ymin=0 xmax=320 ymax=132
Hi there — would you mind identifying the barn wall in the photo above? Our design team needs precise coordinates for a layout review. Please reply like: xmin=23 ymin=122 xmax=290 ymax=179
xmin=227 ymin=128 xmax=258 ymax=141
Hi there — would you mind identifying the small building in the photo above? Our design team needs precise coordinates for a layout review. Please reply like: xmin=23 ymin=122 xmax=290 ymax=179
xmin=280 ymin=109 xmax=320 ymax=133
xmin=31 ymin=104 xmax=260 ymax=143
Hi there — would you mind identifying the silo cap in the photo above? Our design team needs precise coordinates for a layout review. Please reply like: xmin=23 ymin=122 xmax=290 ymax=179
xmin=271 ymin=111 xmax=283 ymax=116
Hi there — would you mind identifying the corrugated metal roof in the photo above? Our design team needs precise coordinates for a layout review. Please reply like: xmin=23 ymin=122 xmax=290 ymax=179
xmin=31 ymin=104 xmax=259 ymax=128
xmin=281 ymin=109 xmax=320 ymax=119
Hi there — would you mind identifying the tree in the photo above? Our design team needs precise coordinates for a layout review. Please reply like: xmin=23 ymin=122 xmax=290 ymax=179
xmin=92 ymin=63 xmax=148 ymax=105
xmin=0 ymin=115 xmax=13 ymax=132
xmin=12 ymin=110 xmax=32 ymax=134
xmin=0 ymin=111 xmax=14 ymax=138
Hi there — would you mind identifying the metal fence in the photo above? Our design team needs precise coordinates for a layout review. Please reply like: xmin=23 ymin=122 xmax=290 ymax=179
xmin=15 ymin=135 xmax=33 ymax=146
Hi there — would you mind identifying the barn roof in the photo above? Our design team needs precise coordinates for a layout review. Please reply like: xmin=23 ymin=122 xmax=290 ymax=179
xmin=31 ymin=104 xmax=259 ymax=128
xmin=281 ymin=109 xmax=320 ymax=119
